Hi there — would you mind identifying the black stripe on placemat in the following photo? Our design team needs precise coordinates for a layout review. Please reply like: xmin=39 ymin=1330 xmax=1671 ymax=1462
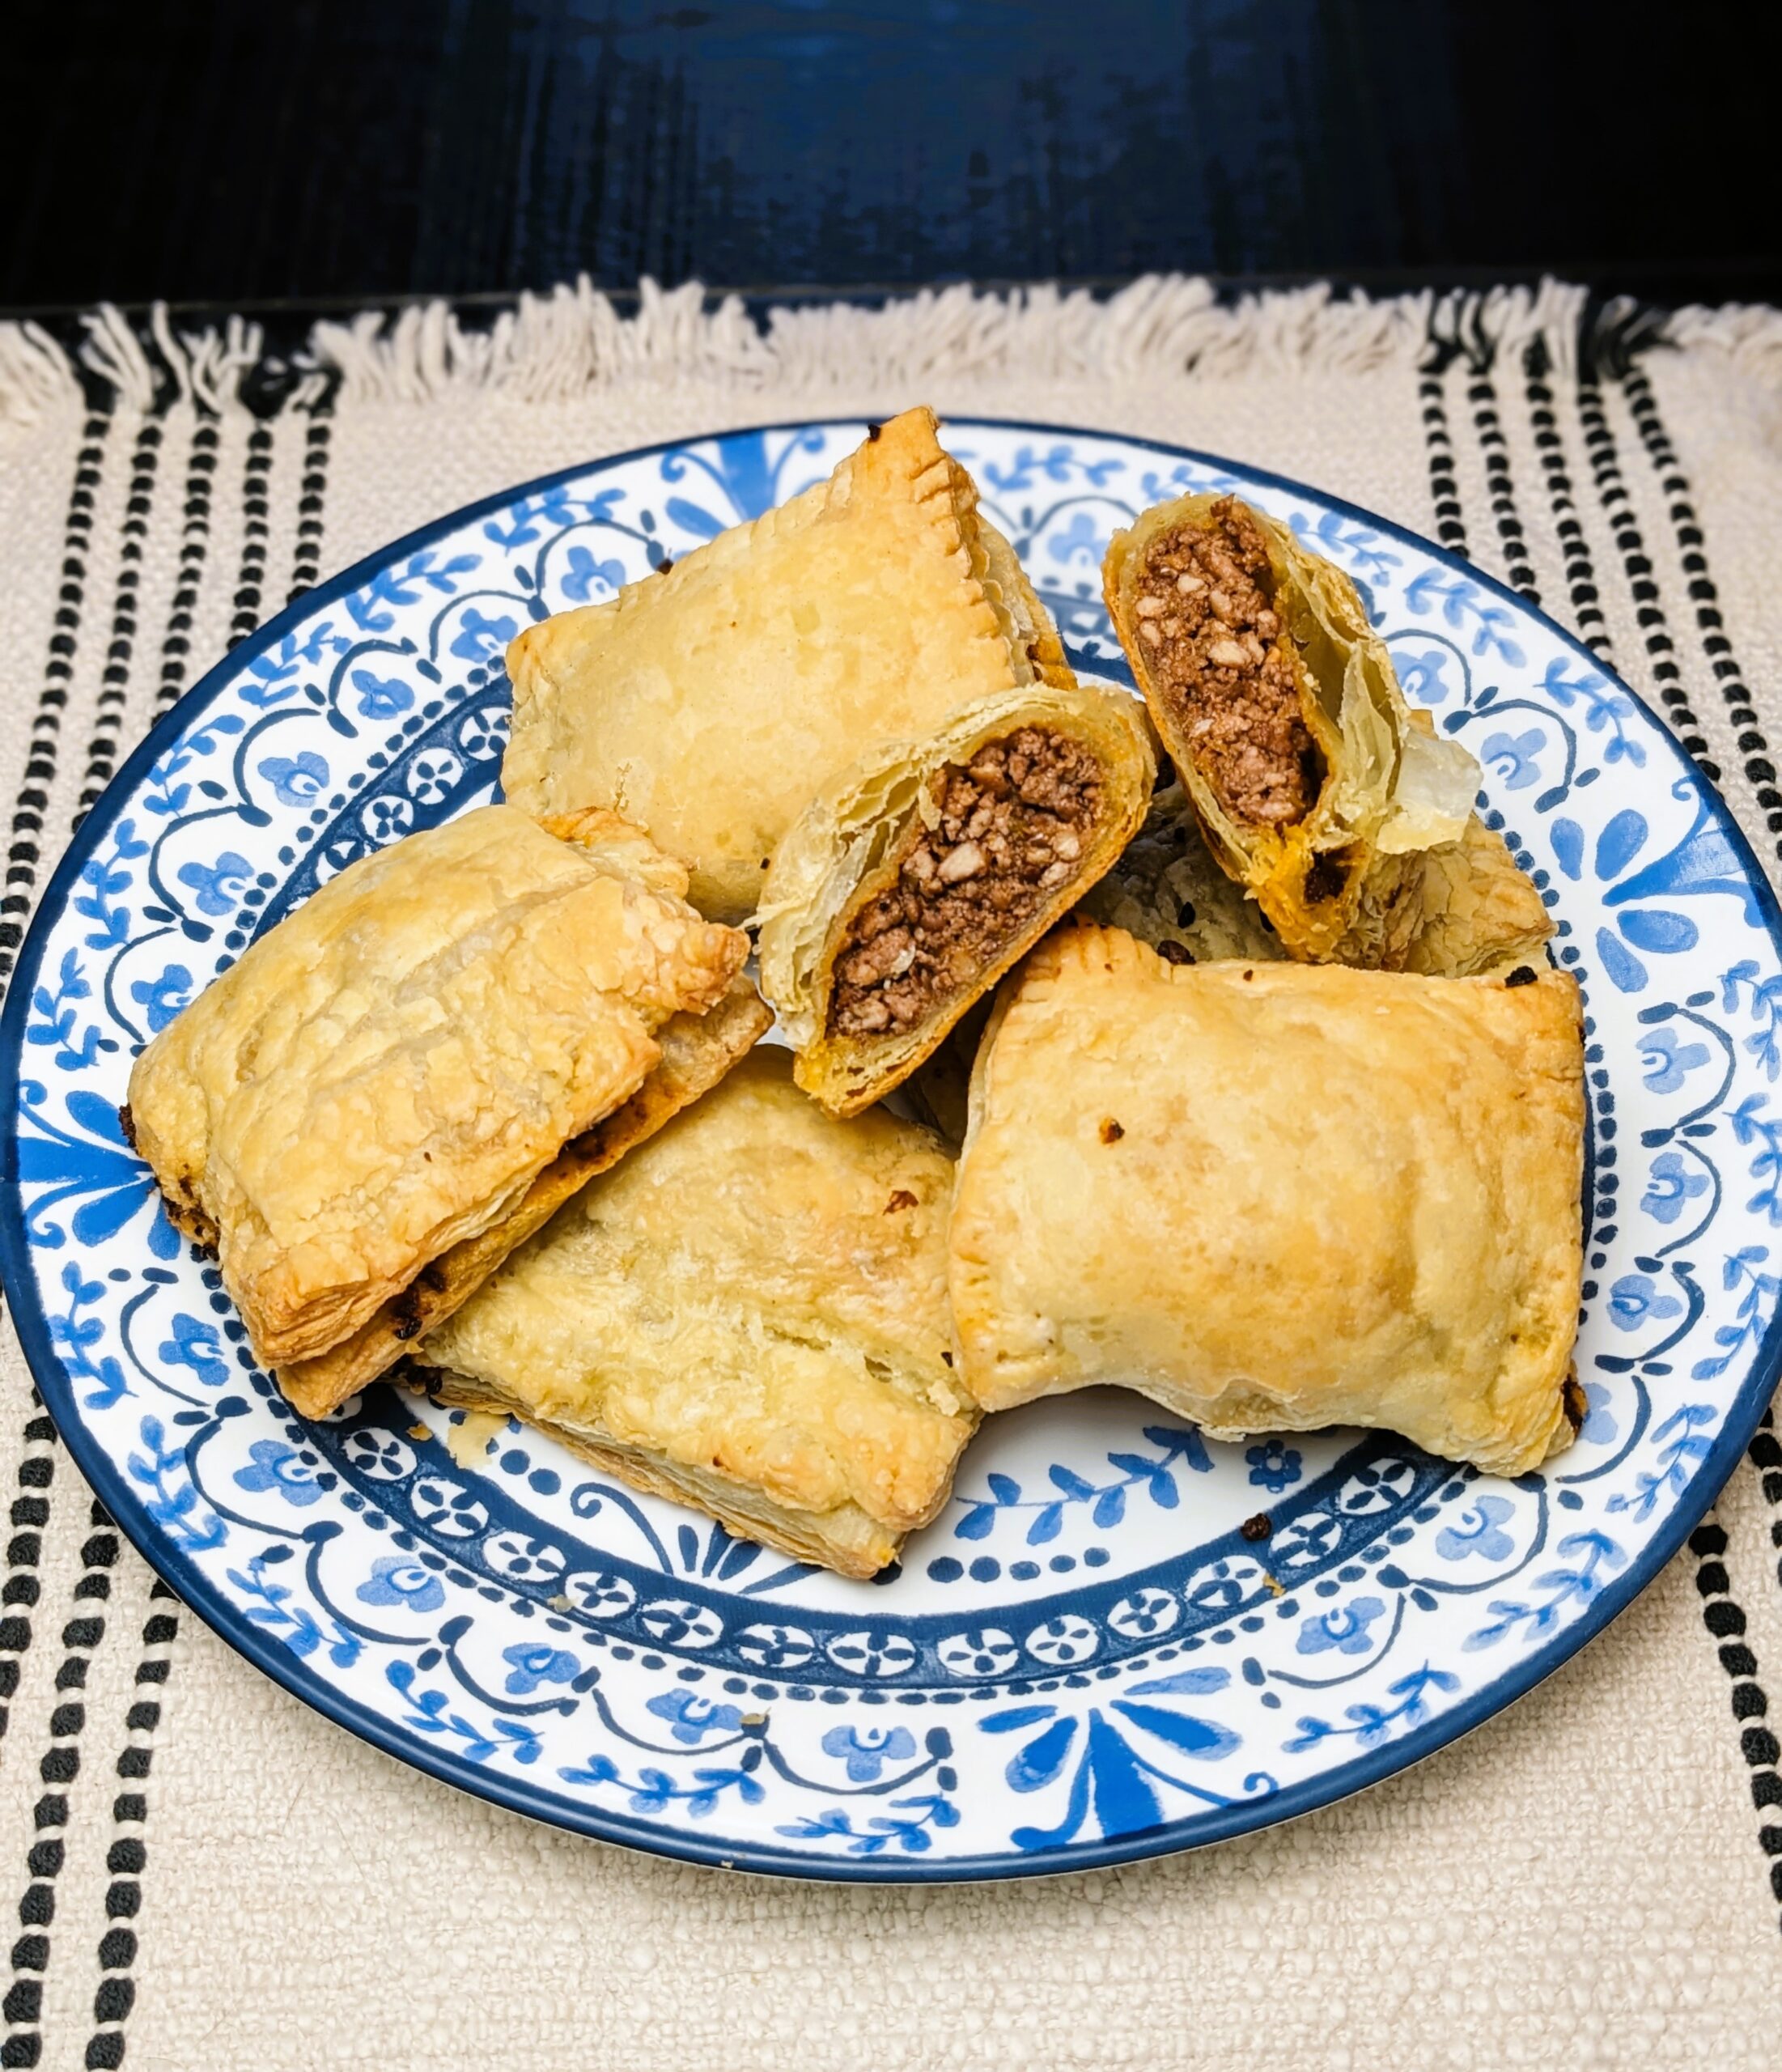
xmin=1619 ymin=356 xmax=1782 ymax=851
xmin=226 ymin=421 xmax=274 ymax=648
xmin=0 ymin=1409 xmax=59 ymax=1751
xmin=72 ymin=418 xmax=164 ymax=828
xmin=1522 ymin=338 xmax=1615 ymax=662
xmin=1462 ymin=360 xmax=1541 ymax=605
xmin=80 ymin=1582 xmax=177 ymax=2072
xmin=1575 ymin=340 xmax=1719 ymax=777
xmin=1417 ymin=346 xmax=1470 ymax=559
xmin=286 ymin=391 xmax=334 ymax=605
xmin=1691 ymin=1510 xmax=1782 ymax=1930
xmin=0 ymin=408 xmax=111 ymax=985
xmin=1 ymin=1505 xmax=119 ymax=2070
xmin=153 ymin=416 xmax=219 ymax=715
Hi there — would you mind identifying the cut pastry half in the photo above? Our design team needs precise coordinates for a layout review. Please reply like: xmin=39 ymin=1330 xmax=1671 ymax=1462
xmin=1103 ymin=492 xmax=1481 ymax=963
xmin=757 ymin=682 xmax=1156 ymax=1117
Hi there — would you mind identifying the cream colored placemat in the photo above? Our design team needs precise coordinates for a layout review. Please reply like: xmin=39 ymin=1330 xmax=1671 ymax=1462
xmin=0 ymin=278 xmax=1778 ymax=2070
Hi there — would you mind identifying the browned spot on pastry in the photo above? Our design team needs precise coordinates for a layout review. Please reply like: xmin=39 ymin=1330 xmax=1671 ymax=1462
xmin=1176 ymin=899 xmax=1197 ymax=927
xmin=388 ymin=1285 xmax=426 ymax=1343
xmin=1240 ymin=1511 xmax=1274 ymax=1542
xmin=885 ymin=1189 xmax=918 ymax=1213
xmin=1562 ymin=1371 xmax=1588 ymax=1433
xmin=1505 ymin=964 xmax=1538 ymax=988
xmin=1242 ymin=968 xmax=1254 ymax=981
xmin=1302 ymin=851 xmax=1348 ymax=906
xmin=940 ymin=1351 xmax=953 ymax=1366
xmin=1131 ymin=497 xmax=1322 ymax=827
xmin=1099 ymin=1117 xmax=1124 ymax=1144
xmin=656 ymin=556 xmax=673 ymax=574
xmin=418 ymin=1261 xmax=448 ymax=1293
xmin=1156 ymin=939 xmax=1194 ymax=966
xmin=117 ymin=1102 xmax=138 ymax=1150
xmin=826 ymin=725 xmax=1104 ymax=1041
xmin=866 ymin=421 xmax=883 ymax=441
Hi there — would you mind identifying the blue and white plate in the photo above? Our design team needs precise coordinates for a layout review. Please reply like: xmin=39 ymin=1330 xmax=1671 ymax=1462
xmin=3 ymin=420 xmax=1777 ymax=1879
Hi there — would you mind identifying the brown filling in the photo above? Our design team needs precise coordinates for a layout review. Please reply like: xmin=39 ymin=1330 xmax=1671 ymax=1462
xmin=1131 ymin=497 xmax=1319 ymax=828
xmin=826 ymin=726 xmax=1102 ymax=1040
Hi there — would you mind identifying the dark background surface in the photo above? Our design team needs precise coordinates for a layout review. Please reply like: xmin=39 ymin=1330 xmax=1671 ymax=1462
xmin=5 ymin=0 xmax=1777 ymax=316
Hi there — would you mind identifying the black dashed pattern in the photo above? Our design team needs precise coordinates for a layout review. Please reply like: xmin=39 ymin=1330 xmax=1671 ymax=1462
xmin=1522 ymin=338 xmax=1615 ymax=661
xmin=2 ymin=1506 xmax=118 ymax=2070
xmin=153 ymin=419 xmax=219 ymax=715
xmin=1575 ymin=362 xmax=1719 ymax=777
xmin=286 ymin=400 xmax=333 ymax=605
xmin=1619 ymin=359 xmax=1782 ymax=845
xmin=1418 ymin=359 xmax=1470 ymax=558
xmin=81 ymin=1584 xmax=178 ymax=2072
xmin=0 ymin=1412 xmax=59 ymax=1751
xmin=226 ymin=425 xmax=274 ymax=648
xmin=0 ymin=412 xmax=110 ymax=982
xmin=1464 ymin=371 xmax=1540 ymax=604
xmin=73 ymin=422 xmax=163 ymax=826
xmin=1691 ymin=1508 xmax=1781 ymax=1930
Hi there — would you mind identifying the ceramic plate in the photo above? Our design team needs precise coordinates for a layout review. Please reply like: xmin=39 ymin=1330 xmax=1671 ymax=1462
xmin=4 ymin=420 xmax=1778 ymax=1880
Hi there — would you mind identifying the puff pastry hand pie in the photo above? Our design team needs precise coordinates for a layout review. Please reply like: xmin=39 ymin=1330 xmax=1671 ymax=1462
xmin=277 ymin=974 xmax=770 ymax=1417
xmin=1103 ymin=494 xmax=1482 ymax=963
xmin=503 ymin=406 xmax=1074 ymax=921
xmin=126 ymin=805 xmax=753 ymax=1398
xmin=416 ymin=1049 xmax=976 ymax=1578
xmin=757 ymin=683 xmax=1155 ymax=1116
xmin=948 ymin=924 xmax=1585 ymax=1477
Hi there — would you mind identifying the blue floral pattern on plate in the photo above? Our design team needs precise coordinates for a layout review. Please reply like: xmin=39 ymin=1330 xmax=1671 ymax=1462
xmin=3 ymin=419 xmax=1780 ymax=1880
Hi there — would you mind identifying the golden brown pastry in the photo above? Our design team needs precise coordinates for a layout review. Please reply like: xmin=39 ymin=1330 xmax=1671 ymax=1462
xmin=757 ymin=684 xmax=1155 ymax=1117
xmin=126 ymin=805 xmax=751 ymax=1395
xmin=1080 ymin=777 xmax=1551 ymax=979
xmin=277 ymin=976 xmax=770 ymax=1416
xmin=1102 ymin=494 xmax=1481 ymax=963
xmin=948 ymin=923 xmax=1585 ymax=1476
xmin=415 ymin=1049 xmax=976 ymax=1579
xmin=502 ymin=405 xmax=1075 ymax=921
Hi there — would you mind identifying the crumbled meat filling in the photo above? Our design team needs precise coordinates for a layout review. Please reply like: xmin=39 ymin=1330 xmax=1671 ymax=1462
xmin=1131 ymin=497 xmax=1320 ymax=828
xmin=827 ymin=727 xmax=1102 ymax=1040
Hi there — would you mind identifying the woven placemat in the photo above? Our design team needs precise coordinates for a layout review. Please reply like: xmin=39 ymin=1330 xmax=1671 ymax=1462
xmin=0 ymin=277 xmax=1778 ymax=2070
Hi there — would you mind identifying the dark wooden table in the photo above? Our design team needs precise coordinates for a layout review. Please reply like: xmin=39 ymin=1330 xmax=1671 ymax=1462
xmin=5 ymin=0 xmax=1779 ymax=317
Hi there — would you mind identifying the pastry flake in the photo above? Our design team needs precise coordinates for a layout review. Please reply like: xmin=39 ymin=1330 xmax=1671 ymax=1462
xmin=757 ymin=682 xmax=1156 ymax=1116
xmin=1103 ymin=493 xmax=1482 ymax=963
xmin=948 ymin=923 xmax=1585 ymax=1477
xmin=503 ymin=405 xmax=1074 ymax=921
xmin=415 ymin=1048 xmax=976 ymax=1578
xmin=127 ymin=804 xmax=750 ymax=1381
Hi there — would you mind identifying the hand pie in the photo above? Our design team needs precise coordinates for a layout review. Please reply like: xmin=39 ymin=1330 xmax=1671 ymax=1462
xmin=1102 ymin=494 xmax=1482 ymax=963
xmin=126 ymin=805 xmax=752 ymax=1396
xmin=948 ymin=924 xmax=1585 ymax=1477
xmin=503 ymin=405 xmax=1075 ymax=921
xmin=757 ymin=684 xmax=1155 ymax=1117
xmin=277 ymin=975 xmax=770 ymax=1417
xmin=415 ymin=1049 xmax=976 ymax=1579
xmin=1082 ymin=778 xmax=1552 ymax=979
